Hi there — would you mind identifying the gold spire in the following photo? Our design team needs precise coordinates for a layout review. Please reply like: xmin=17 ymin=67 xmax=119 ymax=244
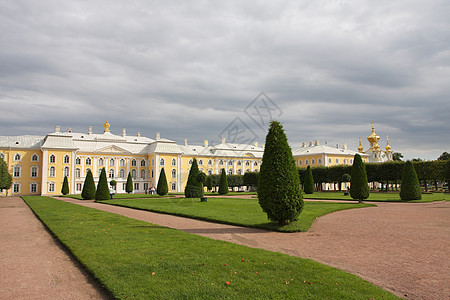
xmin=358 ymin=136 xmax=364 ymax=152
xmin=385 ymin=136 xmax=391 ymax=151
xmin=367 ymin=121 xmax=380 ymax=145
xmin=104 ymin=121 xmax=111 ymax=133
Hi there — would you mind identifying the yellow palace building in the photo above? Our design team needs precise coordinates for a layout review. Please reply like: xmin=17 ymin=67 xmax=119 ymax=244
xmin=0 ymin=122 xmax=392 ymax=196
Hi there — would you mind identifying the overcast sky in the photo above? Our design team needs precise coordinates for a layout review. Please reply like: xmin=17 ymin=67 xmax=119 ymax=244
xmin=1 ymin=0 xmax=449 ymax=160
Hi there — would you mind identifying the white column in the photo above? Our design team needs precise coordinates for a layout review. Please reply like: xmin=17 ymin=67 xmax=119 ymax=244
xmin=41 ymin=149 xmax=48 ymax=195
xmin=71 ymin=150 xmax=77 ymax=194
xmin=177 ymin=155 xmax=182 ymax=192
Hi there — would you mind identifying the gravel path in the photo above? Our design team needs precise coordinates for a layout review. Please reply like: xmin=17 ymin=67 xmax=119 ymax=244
xmin=0 ymin=197 xmax=110 ymax=300
xmin=59 ymin=197 xmax=450 ymax=300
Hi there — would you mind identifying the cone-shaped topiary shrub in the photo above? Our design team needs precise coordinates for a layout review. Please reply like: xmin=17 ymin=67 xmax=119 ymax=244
xmin=185 ymin=158 xmax=203 ymax=198
xmin=258 ymin=120 xmax=303 ymax=225
xmin=126 ymin=172 xmax=133 ymax=194
xmin=61 ymin=175 xmax=69 ymax=195
xmin=81 ymin=169 xmax=96 ymax=200
xmin=350 ymin=154 xmax=369 ymax=202
xmin=205 ymin=175 xmax=213 ymax=191
xmin=95 ymin=168 xmax=110 ymax=201
xmin=303 ymin=165 xmax=314 ymax=194
xmin=157 ymin=168 xmax=168 ymax=196
xmin=218 ymin=169 xmax=229 ymax=195
xmin=400 ymin=161 xmax=422 ymax=201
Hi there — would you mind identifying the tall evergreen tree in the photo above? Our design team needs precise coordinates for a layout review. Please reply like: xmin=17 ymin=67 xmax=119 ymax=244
xmin=258 ymin=121 xmax=303 ymax=225
xmin=205 ymin=175 xmax=213 ymax=192
xmin=81 ymin=169 xmax=96 ymax=200
xmin=184 ymin=158 xmax=203 ymax=198
xmin=95 ymin=168 xmax=110 ymax=200
xmin=350 ymin=154 xmax=369 ymax=202
xmin=303 ymin=165 xmax=314 ymax=194
xmin=400 ymin=161 xmax=422 ymax=201
xmin=218 ymin=169 xmax=229 ymax=195
xmin=157 ymin=168 xmax=168 ymax=196
xmin=126 ymin=172 xmax=133 ymax=194
xmin=0 ymin=157 xmax=12 ymax=193
xmin=61 ymin=175 xmax=69 ymax=195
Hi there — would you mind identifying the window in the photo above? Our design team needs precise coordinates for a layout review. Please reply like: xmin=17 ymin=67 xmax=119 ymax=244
xmin=245 ymin=161 xmax=250 ymax=166
xmin=159 ymin=158 xmax=164 ymax=166
xmin=0 ymin=153 xmax=5 ymax=160
xmin=228 ymin=168 xmax=233 ymax=175
xmin=328 ymin=158 xmax=332 ymax=164
xmin=172 ymin=169 xmax=176 ymax=178
xmin=75 ymin=168 xmax=80 ymax=178
xmin=171 ymin=182 xmax=176 ymax=191
xmin=49 ymin=166 xmax=55 ymax=177
xmin=120 ymin=159 xmax=125 ymax=167
xmin=151 ymin=158 xmax=154 ymax=166
xmin=208 ymin=160 xmax=212 ymax=166
xmin=76 ymin=183 xmax=82 ymax=191
xmin=119 ymin=169 xmax=125 ymax=179
xmin=208 ymin=169 xmax=212 ymax=175
xmin=31 ymin=154 xmax=38 ymax=162
xmin=254 ymin=169 xmax=258 ymax=172
xmin=305 ymin=159 xmax=309 ymax=165
xmin=246 ymin=169 xmax=251 ymax=173
xmin=344 ymin=159 xmax=348 ymax=164
xmin=199 ymin=159 xmax=203 ymax=166
xmin=14 ymin=153 xmax=21 ymax=161
xmin=140 ymin=169 xmax=145 ymax=179
xmin=86 ymin=158 xmax=92 ymax=165
xmin=254 ymin=162 xmax=258 ymax=166
xmin=298 ymin=160 xmax=302 ymax=166
xmin=311 ymin=159 xmax=315 ymax=165
xmin=98 ymin=158 xmax=104 ymax=166
xmin=76 ymin=157 xmax=81 ymax=165
xmin=237 ymin=169 xmax=242 ymax=175
xmin=30 ymin=183 xmax=37 ymax=193
xmin=134 ymin=183 xmax=139 ymax=190
xmin=64 ymin=155 xmax=70 ymax=164
xmin=13 ymin=182 xmax=20 ymax=193
xmin=189 ymin=159 xmax=193 ymax=165
xmin=350 ymin=159 xmax=353 ymax=164
xmin=219 ymin=160 xmax=224 ymax=166
xmin=31 ymin=166 xmax=38 ymax=178
xmin=131 ymin=169 xmax=137 ymax=179
xmin=109 ymin=169 xmax=115 ymax=178
xmin=318 ymin=158 xmax=322 ymax=164
xmin=237 ymin=161 xmax=242 ymax=166
xmin=49 ymin=154 xmax=55 ymax=163
xmin=131 ymin=159 xmax=137 ymax=167
xmin=64 ymin=167 xmax=70 ymax=177
xmin=171 ymin=158 xmax=176 ymax=166
xmin=110 ymin=159 xmax=115 ymax=167
xmin=151 ymin=170 xmax=154 ymax=178
xmin=48 ymin=182 xmax=55 ymax=192
xmin=144 ymin=183 xmax=149 ymax=191
xmin=228 ymin=160 xmax=233 ymax=166
xmin=141 ymin=159 xmax=146 ymax=167
xmin=335 ymin=159 xmax=339 ymax=164
xmin=13 ymin=165 xmax=21 ymax=178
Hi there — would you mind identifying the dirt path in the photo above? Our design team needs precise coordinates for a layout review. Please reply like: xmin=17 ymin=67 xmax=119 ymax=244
xmin=0 ymin=197 xmax=110 ymax=300
xmin=60 ymin=198 xmax=450 ymax=300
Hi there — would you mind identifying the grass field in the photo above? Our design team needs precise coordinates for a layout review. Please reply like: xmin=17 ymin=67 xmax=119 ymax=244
xmin=64 ymin=193 xmax=166 ymax=200
xmin=303 ymin=191 xmax=450 ymax=202
xmin=99 ymin=197 xmax=374 ymax=232
xmin=23 ymin=196 xmax=398 ymax=299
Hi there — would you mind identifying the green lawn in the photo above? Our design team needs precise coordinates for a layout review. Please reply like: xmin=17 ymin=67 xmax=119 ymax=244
xmin=64 ymin=193 xmax=166 ymax=200
xmin=303 ymin=191 xmax=450 ymax=202
xmin=99 ymin=197 xmax=374 ymax=232
xmin=23 ymin=196 xmax=398 ymax=300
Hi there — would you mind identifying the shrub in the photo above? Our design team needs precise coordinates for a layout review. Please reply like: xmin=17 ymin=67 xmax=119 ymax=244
xmin=205 ymin=176 xmax=213 ymax=191
xmin=218 ymin=169 xmax=229 ymax=195
xmin=350 ymin=154 xmax=369 ymax=202
xmin=243 ymin=172 xmax=259 ymax=189
xmin=0 ymin=157 xmax=12 ymax=192
xmin=81 ymin=169 xmax=96 ymax=200
xmin=61 ymin=176 xmax=69 ymax=195
xmin=303 ymin=165 xmax=314 ymax=194
xmin=110 ymin=180 xmax=117 ymax=187
xmin=258 ymin=121 xmax=303 ymax=225
xmin=125 ymin=172 xmax=133 ymax=194
xmin=185 ymin=158 xmax=203 ymax=198
xmin=95 ymin=168 xmax=110 ymax=201
xmin=157 ymin=168 xmax=168 ymax=196
xmin=400 ymin=161 xmax=422 ymax=201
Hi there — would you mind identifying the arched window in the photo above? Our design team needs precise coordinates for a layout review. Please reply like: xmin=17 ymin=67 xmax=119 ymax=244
xmin=131 ymin=169 xmax=137 ymax=179
xmin=172 ymin=169 xmax=176 ymax=178
xmin=109 ymin=169 xmax=115 ymax=178
xmin=171 ymin=158 xmax=176 ymax=166
xmin=219 ymin=160 xmax=224 ymax=166
xmin=208 ymin=169 xmax=212 ymax=175
xmin=228 ymin=160 xmax=233 ymax=166
xmin=328 ymin=158 xmax=332 ymax=164
xmin=131 ymin=159 xmax=137 ymax=167
xmin=140 ymin=169 xmax=145 ymax=179
xmin=48 ymin=182 xmax=55 ymax=192
xmin=245 ymin=161 xmax=250 ymax=166
xmin=237 ymin=169 xmax=242 ymax=175
xmin=208 ymin=160 xmax=212 ymax=166
xmin=63 ymin=166 xmax=69 ymax=177
xmin=199 ymin=159 xmax=203 ymax=165
xmin=305 ymin=159 xmax=309 ymax=165
xmin=228 ymin=168 xmax=233 ymax=175
xmin=141 ymin=159 xmax=146 ymax=167
xmin=189 ymin=159 xmax=193 ymax=165
xmin=298 ymin=160 xmax=302 ymax=166
xmin=160 ymin=158 xmax=165 ymax=166
xmin=246 ymin=169 xmax=251 ymax=173
xmin=31 ymin=166 xmax=38 ymax=178
xmin=98 ymin=158 xmax=104 ymax=166
xmin=318 ymin=158 xmax=322 ymax=164
xmin=350 ymin=159 xmax=353 ymax=164
xmin=98 ymin=169 xmax=102 ymax=176
xmin=110 ymin=159 xmax=115 ymax=167
xmin=119 ymin=169 xmax=125 ymax=178
xmin=75 ymin=168 xmax=80 ymax=178
xmin=49 ymin=154 xmax=55 ymax=163
xmin=86 ymin=158 xmax=92 ymax=165
xmin=120 ymin=159 xmax=125 ymax=167
xmin=171 ymin=182 xmax=177 ymax=191
xmin=237 ymin=161 xmax=242 ymax=166
xmin=13 ymin=165 xmax=21 ymax=178
xmin=344 ymin=159 xmax=347 ymax=164
xmin=64 ymin=155 xmax=70 ymax=164
xmin=254 ymin=168 xmax=259 ymax=172
xmin=0 ymin=153 xmax=4 ymax=160
xmin=311 ymin=159 xmax=315 ymax=165
xmin=76 ymin=157 xmax=81 ymax=165
xmin=254 ymin=162 xmax=258 ymax=166
xmin=335 ymin=159 xmax=339 ymax=164
xmin=14 ymin=153 xmax=21 ymax=161
xmin=49 ymin=166 xmax=56 ymax=177
xmin=31 ymin=154 xmax=38 ymax=162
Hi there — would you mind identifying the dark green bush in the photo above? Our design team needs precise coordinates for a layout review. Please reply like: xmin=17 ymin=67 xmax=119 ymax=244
xmin=81 ymin=169 xmax=96 ymax=200
xmin=157 ymin=168 xmax=168 ymax=196
xmin=400 ymin=161 xmax=422 ymax=201
xmin=185 ymin=158 xmax=203 ymax=198
xmin=61 ymin=175 xmax=69 ymax=195
xmin=350 ymin=154 xmax=369 ymax=202
xmin=95 ymin=168 xmax=110 ymax=201
xmin=303 ymin=165 xmax=314 ymax=194
xmin=126 ymin=172 xmax=133 ymax=194
xmin=218 ymin=169 xmax=229 ymax=195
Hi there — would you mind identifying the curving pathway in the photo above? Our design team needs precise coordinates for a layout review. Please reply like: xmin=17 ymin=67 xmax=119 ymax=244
xmin=59 ymin=197 xmax=450 ymax=300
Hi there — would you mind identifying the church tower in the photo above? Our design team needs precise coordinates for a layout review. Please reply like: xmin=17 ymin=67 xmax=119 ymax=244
xmin=358 ymin=122 xmax=393 ymax=163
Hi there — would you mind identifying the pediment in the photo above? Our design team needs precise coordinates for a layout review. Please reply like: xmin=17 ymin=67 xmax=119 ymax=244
xmin=244 ymin=153 xmax=255 ymax=158
xmin=96 ymin=145 xmax=131 ymax=154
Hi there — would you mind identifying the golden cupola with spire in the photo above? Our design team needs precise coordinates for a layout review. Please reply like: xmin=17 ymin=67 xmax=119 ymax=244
xmin=357 ymin=122 xmax=393 ymax=163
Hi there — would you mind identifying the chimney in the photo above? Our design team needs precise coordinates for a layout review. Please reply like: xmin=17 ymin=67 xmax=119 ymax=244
xmin=88 ymin=126 xmax=92 ymax=135
xmin=262 ymin=144 xmax=265 ymax=149
xmin=314 ymin=140 xmax=319 ymax=146
xmin=137 ymin=132 xmax=141 ymax=137
xmin=336 ymin=144 xmax=339 ymax=149
xmin=156 ymin=132 xmax=160 ymax=140
xmin=302 ymin=142 xmax=306 ymax=148
xmin=67 ymin=128 xmax=72 ymax=133
xmin=122 ymin=128 xmax=126 ymax=137
xmin=55 ymin=126 xmax=60 ymax=133
xmin=253 ymin=141 xmax=258 ymax=147
xmin=309 ymin=141 xmax=313 ymax=147
xmin=185 ymin=138 xmax=188 ymax=146
xmin=221 ymin=137 xmax=226 ymax=144
xmin=342 ymin=144 xmax=347 ymax=150
xmin=204 ymin=140 xmax=208 ymax=147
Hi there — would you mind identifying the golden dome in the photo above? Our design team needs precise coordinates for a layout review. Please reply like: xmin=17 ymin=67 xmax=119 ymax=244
xmin=385 ymin=136 xmax=391 ymax=151
xmin=367 ymin=122 xmax=380 ymax=144
xmin=358 ymin=137 xmax=364 ymax=152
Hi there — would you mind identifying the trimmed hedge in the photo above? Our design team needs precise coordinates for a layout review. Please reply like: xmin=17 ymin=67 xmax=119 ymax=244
xmin=157 ymin=168 xmax=168 ymax=196
xmin=95 ymin=168 xmax=110 ymax=201
xmin=400 ymin=161 xmax=422 ymax=201
xmin=81 ymin=169 xmax=96 ymax=200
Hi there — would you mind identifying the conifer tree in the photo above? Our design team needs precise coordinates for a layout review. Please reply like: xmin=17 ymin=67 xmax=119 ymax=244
xmin=184 ymin=158 xmax=203 ymax=198
xmin=126 ymin=172 xmax=133 ymax=194
xmin=350 ymin=154 xmax=369 ymax=202
xmin=205 ymin=175 xmax=213 ymax=192
xmin=0 ymin=157 xmax=12 ymax=192
xmin=95 ymin=168 xmax=110 ymax=200
xmin=218 ymin=169 xmax=229 ymax=195
xmin=61 ymin=175 xmax=69 ymax=195
xmin=157 ymin=168 xmax=168 ymax=196
xmin=303 ymin=165 xmax=314 ymax=194
xmin=400 ymin=161 xmax=422 ymax=201
xmin=81 ymin=169 xmax=96 ymax=200
xmin=258 ymin=121 xmax=303 ymax=225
